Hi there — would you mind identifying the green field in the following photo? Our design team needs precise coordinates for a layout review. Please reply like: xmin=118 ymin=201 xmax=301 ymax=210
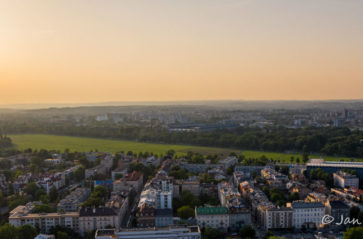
xmin=8 ymin=134 xmax=363 ymax=162
xmin=9 ymin=134 xmax=241 ymax=157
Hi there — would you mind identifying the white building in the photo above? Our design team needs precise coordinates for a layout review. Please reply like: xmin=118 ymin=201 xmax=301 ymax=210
xmin=195 ymin=207 xmax=229 ymax=230
xmin=287 ymin=201 xmax=325 ymax=229
xmin=333 ymin=171 xmax=359 ymax=189
xmin=95 ymin=226 xmax=201 ymax=239
xmin=9 ymin=205 xmax=79 ymax=233
xmin=79 ymin=207 xmax=119 ymax=235
xmin=34 ymin=234 xmax=55 ymax=239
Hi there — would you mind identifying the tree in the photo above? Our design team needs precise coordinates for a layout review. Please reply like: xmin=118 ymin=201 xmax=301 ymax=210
xmin=177 ymin=206 xmax=194 ymax=219
xmin=288 ymin=192 xmax=300 ymax=201
xmin=350 ymin=206 xmax=360 ymax=220
xmin=263 ymin=231 xmax=274 ymax=239
xmin=202 ymin=228 xmax=225 ymax=239
xmin=57 ymin=231 xmax=70 ymax=239
xmin=23 ymin=182 xmax=40 ymax=199
xmin=240 ymin=225 xmax=256 ymax=239
xmin=32 ymin=204 xmax=56 ymax=213
xmin=49 ymin=186 xmax=58 ymax=202
xmin=0 ymin=224 xmax=17 ymax=239
xmin=343 ymin=227 xmax=363 ymax=239
xmin=17 ymin=224 xmax=37 ymax=239
xmin=73 ymin=167 xmax=85 ymax=182
xmin=302 ymin=145 xmax=309 ymax=163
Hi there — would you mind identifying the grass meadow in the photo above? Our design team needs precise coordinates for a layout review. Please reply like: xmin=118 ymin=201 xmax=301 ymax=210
xmin=8 ymin=134 xmax=363 ymax=162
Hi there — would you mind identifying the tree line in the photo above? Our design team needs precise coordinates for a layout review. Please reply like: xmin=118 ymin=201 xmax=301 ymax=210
xmin=2 ymin=118 xmax=363 ymax=157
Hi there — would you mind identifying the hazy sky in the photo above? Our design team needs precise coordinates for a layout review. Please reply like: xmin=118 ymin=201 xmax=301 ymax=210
xmin=1 ymin=0 xmax=362 ymax=104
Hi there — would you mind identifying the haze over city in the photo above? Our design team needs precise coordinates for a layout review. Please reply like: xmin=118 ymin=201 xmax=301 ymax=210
xmin=1 ymin=0 xmax=363 ymax=105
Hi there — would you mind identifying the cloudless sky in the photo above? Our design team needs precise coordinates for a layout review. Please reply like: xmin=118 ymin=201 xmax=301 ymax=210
xmin=1 ymin=0 xmax=362 ymax=104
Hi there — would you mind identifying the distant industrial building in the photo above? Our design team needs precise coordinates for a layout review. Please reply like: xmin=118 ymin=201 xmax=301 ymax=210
xmin=306 ymin=159 xmax=363 ymax=178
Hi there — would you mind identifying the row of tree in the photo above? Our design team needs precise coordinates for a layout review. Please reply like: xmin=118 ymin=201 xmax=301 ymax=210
xmin=2 ymin=118 xmax=363 ymax=157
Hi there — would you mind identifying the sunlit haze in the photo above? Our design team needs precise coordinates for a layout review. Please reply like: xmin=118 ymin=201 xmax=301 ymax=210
xmin=1 ymin=0 xmax=363 ymax=105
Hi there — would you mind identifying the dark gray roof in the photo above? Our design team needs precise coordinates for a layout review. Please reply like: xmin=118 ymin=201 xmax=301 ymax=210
xmin=291 ymin=202 xmax=324 ymax=208
xmin=330 ymin=201 xmax=350 ymax=209
xmin=80 ymin=207 xmax=117 ymax=217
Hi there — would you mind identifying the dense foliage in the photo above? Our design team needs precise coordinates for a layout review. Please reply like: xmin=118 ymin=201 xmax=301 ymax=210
xmin=0 ymin=224 xmax=37 ymax=239
xmin=0 ymin=135 xmax=12 ymax=149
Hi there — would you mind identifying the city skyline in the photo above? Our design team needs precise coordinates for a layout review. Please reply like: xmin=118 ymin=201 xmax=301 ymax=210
xmin=1 ymin=0 xmax=363 ymax=104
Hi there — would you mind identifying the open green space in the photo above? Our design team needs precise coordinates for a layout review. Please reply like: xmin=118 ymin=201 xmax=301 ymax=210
xmin=8 ymin=134 xmax=363 ymax=162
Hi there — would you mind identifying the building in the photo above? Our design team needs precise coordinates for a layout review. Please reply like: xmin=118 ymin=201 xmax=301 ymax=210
xmin=218 ymin=182 xmax=241 ymax=207
xmin=142 ymin=156 xmax=161 ymax=167
xmin=13 ymin=173 xmax=32 ymax=193
xmin=218 ymin=156 xmax=238 ymax=170
xmin=173 ymin=179 xmax=200 ymax=198
xmin=262 ymin=207 xmax=293 ymax=230
xmin=105 ymin=190 xmax=130 ymax=228
xmin=325 ymin=200 xmax=350 ymax=223
xmin=234 ymin=165 xmax=266 ymax=174
xmin=36 ymin=173 xmax=65 ymax=194
xmin=9 ymin=205 xmax=79 ymax=233
xmin=0 ymin=173 xmax=9 ymax=195
xmin=179 ymin=162 xmax=221 ymax=174
xmin=155 ymin=208 xmax=173 ymax=227
xmin=34 ymin=234 xmax=55 ymax=239
xmin=136 ymin=170 xmax=173 ymax=227
xmin=233 ymin=171 xmax=251 ymax=187
xmin=333 ymin=171 xmax=359 ymax=189
xmin=228 ymin=206 xmax=251 ymax=231
xmin=57 ymin=187 xmax=91 ymax=212
xmin=113 ymin=171 xmax=143 ymax=193
xmin=307 ymin=159 xmax=363 ymax=178
xmin=79 ymin=207 xmax=119 ymax=235
xmin=195 ymin=207 xmax=229 ymax=230
xmin=44 ymin=158 xmax=64 ymax=165
xmin=111 ymin=165 xmax=128 ymax=180
xmin=305 ymin=192 xmax=328 ymax=204
xmin=85 ymin=156 xmax=113 ymax=179
xmin=95 ymin=225 xmax=201 ymax=239
xmin=287 ymin=201 xmax=325 ymax=229
xmin=136 ymin=204 xmax=156 ymax=227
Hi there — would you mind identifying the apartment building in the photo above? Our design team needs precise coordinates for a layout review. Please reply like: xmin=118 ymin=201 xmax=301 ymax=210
xmin=173 ymin=179 xmax=200 ymax=198
xmin=325 ymin=200 xmax=350 ymax=223
xmin=79 ymin=207 xmax=119 ymax=234
xmin=262 ymin=207 xmax=293 ymax=230
xmin=287 ymin=201 xmax=325 ymax=229
xmin=113 ymin=171 xmax=143 ymax=193
xmin=85 ymin=156 xmax=113 ymax=179
xmin=105 ymin=191 xmax=130 ymax=228
xmin=195 ymin=207 xmax=229 ymax=230
xmin=9 ymin=205 xmax=79 ymax=233
xmin=136 ymin=171 xmax=173 ymax=227
xmin=95 ymin=225 xmax=201 ymax=239
xmin=333 ymin=171 xmax=359 ymax=189
xmin=57 ymin=187 xmax=91 ymax=212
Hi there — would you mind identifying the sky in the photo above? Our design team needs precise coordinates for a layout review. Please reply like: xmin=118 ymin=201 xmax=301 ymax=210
xmin=0 ymin=0 xmax=362 ymax=105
